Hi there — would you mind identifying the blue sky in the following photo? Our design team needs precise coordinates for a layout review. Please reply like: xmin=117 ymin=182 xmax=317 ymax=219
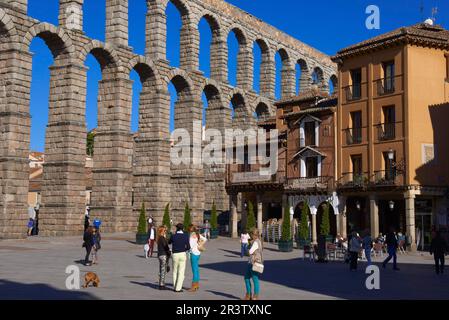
xmin=27 ymin=0 xmax=448 ymax=152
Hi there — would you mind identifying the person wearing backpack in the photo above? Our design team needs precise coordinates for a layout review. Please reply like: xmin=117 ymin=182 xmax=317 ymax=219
xmin=243 ymin=228 xmax=263 ymax=300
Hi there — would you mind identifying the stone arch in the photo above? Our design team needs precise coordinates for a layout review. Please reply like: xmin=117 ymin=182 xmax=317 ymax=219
xmin=329 ymin=74 xmax=338 ymax=94
xmin=275 ymin=47 xmax=295 ymax=98
xmin=254 ymin=102 xmax=270 ymax=120
xmin=197 ymin=12 xmax=221 ymax=37
xmin=312 ymin=66 xmax=324 ymax=85
xmin=226 ymin=25 xmax=251 ymax=89
xmin=164 ymin=68 xmax=195 ymax=94
xmin=126 ymin=55 xmax=162 ymax=88
xmin=197 ymin=12 xmax=223 ymax=78
xmin=0 ymin=8 xmax=20 ymax=50
xmin=78 ymin=40 xmax=122 ymax=74
xmin=296 ymin=58 xmax=310 ymax=93
xmin=253 ymin=38 xmax=273 ymax=96
xmin=22 ymin=23 xmax=74 ymax=62
xmin=202 ymin=81 xmax=223 ymax=128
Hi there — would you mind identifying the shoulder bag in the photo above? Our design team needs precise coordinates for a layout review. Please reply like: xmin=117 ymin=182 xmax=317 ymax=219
xmin=251 ymin=240 xmax=264 ymax=274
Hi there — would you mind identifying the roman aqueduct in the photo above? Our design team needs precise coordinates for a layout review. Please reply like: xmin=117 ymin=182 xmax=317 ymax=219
xmin=0 ymin=0 xmax=336 ymax=238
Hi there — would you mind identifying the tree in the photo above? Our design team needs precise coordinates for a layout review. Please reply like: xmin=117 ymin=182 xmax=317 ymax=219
xmin=210 ymin=202 xmax=218 ymax=230
xmin=299 ymin=202 xmax=309 ymax=241
xmin=183 ymin=202 xmax=192 ymax=231
xmin=281 ymin=205 xmax=291 ymax=241
xmin=86 ymin=131 xmax=95 ymax=156
xmin=246 ymin=201 xmax=256 ymax=231
xmin=320 ymin=203 xmax=331 ymax=236
xmin=162 ymin=203 xmax=171 ymax=231
xmin=137 ymin=202 xmax=147 ymax=235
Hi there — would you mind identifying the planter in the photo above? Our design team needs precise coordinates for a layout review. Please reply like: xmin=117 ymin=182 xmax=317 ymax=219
xmin=135 ymin=233 xmax=148 ymax=245
xmin=296 ymin=239 xmax=311 ymax=249
xmin=278 ymin=239 xmax=294 ymax=252
xmin=210 ymin=229 xmax=219 ymax=239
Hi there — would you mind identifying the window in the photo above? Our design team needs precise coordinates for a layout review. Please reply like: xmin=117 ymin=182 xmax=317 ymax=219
xmin=350 ymin=68 xmax=362 ymax=99
xmin=380 ymin=106 xmax=395 ymax=140
xmin=382 ymin=61 xmax=395 ymax=93
xmin=304 ymin=121 xmax=316 ymax=146
xmin=350 ymin=111 xmax=362 ymax=144
xmin=383 ymin=151 xmax=396 ymax=181
xmin=306 ymin=157 xmax=318 ymax=178
xmin=351 ymin=154 xmax=363 ymax=181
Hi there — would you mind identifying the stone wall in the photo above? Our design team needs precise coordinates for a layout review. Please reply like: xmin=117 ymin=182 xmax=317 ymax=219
xmin=0 ymin=0 xmax=336 ymax=238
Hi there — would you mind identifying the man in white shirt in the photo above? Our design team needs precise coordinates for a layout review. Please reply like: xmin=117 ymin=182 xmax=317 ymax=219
xmin=240 ymin=229 xmax=250 ymax=258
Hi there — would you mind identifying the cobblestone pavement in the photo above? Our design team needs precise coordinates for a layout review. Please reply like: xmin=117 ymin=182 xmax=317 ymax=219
xmin=0 ymin=233 xmax=447 ymax=300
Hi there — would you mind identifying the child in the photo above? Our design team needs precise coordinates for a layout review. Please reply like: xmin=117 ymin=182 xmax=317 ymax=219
xmin=240 ymin=229 xmax=250 ymax=258
xmin=91 ymin=227 xmax=101 ymax=265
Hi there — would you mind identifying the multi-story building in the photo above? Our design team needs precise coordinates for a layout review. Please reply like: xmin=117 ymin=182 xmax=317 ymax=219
xmin=332 ymin=21 xmax=449 ymax=251
xmin=226 ymin=88 xmax=339 ymax=243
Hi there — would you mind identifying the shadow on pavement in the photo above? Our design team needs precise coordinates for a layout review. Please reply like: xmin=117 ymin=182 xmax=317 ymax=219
xmin=201 ymin=257 xmax=449 ymax=300
xmin=205 ymin=290 xmax=241 ymax=300
xmin=219 ymin=249 xmax=241 ymax=257
xmin=0 ymin=280 xmax=99 ymax=300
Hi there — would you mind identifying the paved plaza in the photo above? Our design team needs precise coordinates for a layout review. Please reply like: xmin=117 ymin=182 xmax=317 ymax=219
xmin=0 ymin=233 xmax=448 ymax=300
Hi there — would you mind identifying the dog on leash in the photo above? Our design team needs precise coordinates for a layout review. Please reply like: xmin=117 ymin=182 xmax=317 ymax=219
xmin=82 ymin=272 xmax=100 ymax=288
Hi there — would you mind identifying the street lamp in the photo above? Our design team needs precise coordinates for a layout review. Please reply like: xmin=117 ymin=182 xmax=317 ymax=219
xmin=387 ymin=148 xmax=395 ymax=161
xmin=356 ymin=200 xmax=361 ymax=211
xmin=389 ymin=200 xmax=395 ymax=211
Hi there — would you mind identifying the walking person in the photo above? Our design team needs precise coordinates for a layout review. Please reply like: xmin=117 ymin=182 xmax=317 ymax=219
xmin=147 ymin=223 xmax=156 ymax=258
xmin=382 ymin=227 xmax=400 ymax=270
xmin=83 ymin=226 xmax=95 ymax=266
xmin=188 ymin=225 xmax=207 ymax=292
xmin=362 ymin=229 xmax=373 ymax=266
xmin=157 ymin=226 xmax=171 ymax=290
xmin=240 ymin=229 xmax=250 ymax=258
xmin=91 ymin=227 xmax=101 ymax=265
xmin=430 ymin=231 xmax=448 ymax=275
xmin=27 ymin=218 xmax=34 ymax=237
xmin=349 ymin=231 xmax=361 ymax=271
xmin=203 ymin=220 xmax=211 ymax=240
xmin=169 ymin=223 xmax=191 ymax=292
xmin=84 ymin=207 xmax=90 ymax=231
xmin=243 ymin=228 xmax=263 ymax=300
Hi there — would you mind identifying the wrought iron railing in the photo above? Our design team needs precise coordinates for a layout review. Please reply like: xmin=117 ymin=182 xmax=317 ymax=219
xmin=376 ymin=77 xmax=395 ymax=95
xmin=345 ymin=83 xmax=362 ymax=101
xmin=377 ymin=122 xmax=396 ymax=141
xmin=286 ymin=176 xmax=333 ymax=190
xmin=337 ymin=172 xmax=370 ymax=188
xmin=345 ymin=127 xmax=363 ymax=145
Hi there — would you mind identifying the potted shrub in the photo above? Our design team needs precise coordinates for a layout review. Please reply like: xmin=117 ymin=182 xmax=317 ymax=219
xmin=162 ymin=203 xmax=172 ymax=240
xmin=297 ymin=201 xmax=311 ymax=249
xmin=210 ymin=202 xmax=219 ymax=239
xmin=320 ymin=202 xmax=333 ymax=243
xmin=136 ymin=202 xmax=148 ymax=244
xmin=278 ymin=206 xmax=293 ymax=252
xmin=183 ymin=202 xmax=192 ymax=232
xmin=246 ymin=201 xmax=256 ymax=232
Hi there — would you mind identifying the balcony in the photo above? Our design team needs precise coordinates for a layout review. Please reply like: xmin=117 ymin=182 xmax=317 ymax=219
xmin=286 ymin=176 xmax=333 ymax=191
xmin=377 ymin=122 xmax=396 ymax=141
xmin=376 ymin=77 xmax=395 ymax=96
xmin=345 ymin=127 xmax=363 ymax=145
xmin=345 ymin=83 xmax=362 ymax=101
xmin=337 ymin=172 xmax=370 ymax=189
xmin=372 ymin=170 xmax=404 ymax=186
xmin=230 ymin=171 xmax=274 ymax=184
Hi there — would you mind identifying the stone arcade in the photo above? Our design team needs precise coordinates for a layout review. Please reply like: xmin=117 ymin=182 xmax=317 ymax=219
xmin=0 ymin=0 xmax=335 ymax=238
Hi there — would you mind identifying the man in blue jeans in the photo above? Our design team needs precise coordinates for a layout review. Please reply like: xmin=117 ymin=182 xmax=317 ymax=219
xmin=382 ymin=227 xmax=400 ymax=270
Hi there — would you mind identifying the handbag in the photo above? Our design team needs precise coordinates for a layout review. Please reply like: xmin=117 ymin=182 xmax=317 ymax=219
xmin=251 ymin=240 xmax=264 ymax=274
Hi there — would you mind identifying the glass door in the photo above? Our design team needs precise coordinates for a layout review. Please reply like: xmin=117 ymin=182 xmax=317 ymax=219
xmin=415 ymin=214 xmax=432 ymax=251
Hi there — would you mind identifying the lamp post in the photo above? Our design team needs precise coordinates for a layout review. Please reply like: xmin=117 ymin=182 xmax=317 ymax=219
xmin=356 ymin=200 xmax=361 ymax=211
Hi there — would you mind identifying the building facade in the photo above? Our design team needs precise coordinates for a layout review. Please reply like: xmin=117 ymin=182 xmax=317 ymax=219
xmin=226 ymin=88 xmax=340 ymax=244
xmin=332 ymin=22 xmax=449 ymax=251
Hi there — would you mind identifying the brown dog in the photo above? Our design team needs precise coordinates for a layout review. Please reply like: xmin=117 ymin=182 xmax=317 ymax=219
xmin=82 ymin=272 xmax=100 ymax=288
